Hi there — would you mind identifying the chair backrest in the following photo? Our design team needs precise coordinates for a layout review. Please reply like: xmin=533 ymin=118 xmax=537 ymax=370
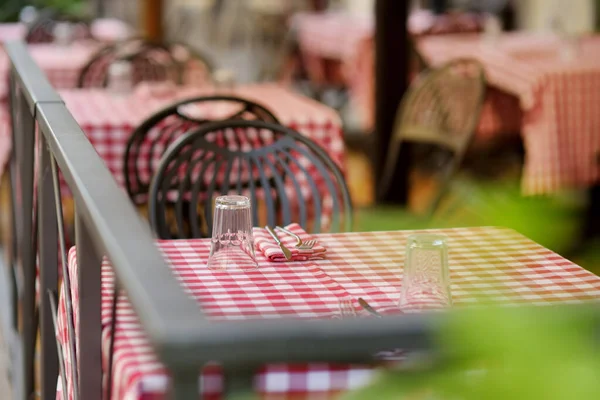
xmin=148 ymin=120 xmax=352 ymax=239
xmin=77 ymin=38 xmax=213 ymax=88
xmin=379 ymin=58 xmax=486 ymax=214
xmin=124 ymin=95 xmax=280 ymax=206
xmin=25 ymin=9 xmax=92 ymax=44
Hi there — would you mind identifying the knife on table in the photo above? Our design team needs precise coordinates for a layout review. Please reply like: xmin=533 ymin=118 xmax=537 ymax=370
xmin=265 ymin=226 xmax=292 ymax=260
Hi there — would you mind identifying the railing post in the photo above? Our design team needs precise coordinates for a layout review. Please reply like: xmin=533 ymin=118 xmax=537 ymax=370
xmin=75 ymin=212 xmax=103 ymax=400
xmin=13 ymin=74 xmax=37 ymax=400
xmin=38 ymin=133 xmax=59 ymax=400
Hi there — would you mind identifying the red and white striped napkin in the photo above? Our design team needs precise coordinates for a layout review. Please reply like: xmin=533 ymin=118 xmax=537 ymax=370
xmin=253 ymin=223 xmax=326 ymax=262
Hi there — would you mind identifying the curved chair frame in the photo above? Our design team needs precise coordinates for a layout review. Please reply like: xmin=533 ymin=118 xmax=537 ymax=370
xmin=77 ymin=39 xmax=180 ymax=88
xmin=148 ymin=120 xmax=352 ymax=238
xmin=379 ymin=58 xmax=486 ymax=214
xmin=25 ymin=10 xmax=93 ymax=44
xmin=124 ymin=96 xmax=280 ymax=205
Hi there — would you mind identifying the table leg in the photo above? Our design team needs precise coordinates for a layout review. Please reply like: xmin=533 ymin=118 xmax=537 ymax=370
xmin=582 ymin=184 xmax=600 ymax=240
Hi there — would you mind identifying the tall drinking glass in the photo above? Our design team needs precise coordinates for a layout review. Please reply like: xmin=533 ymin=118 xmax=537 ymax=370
xmin=207 ymin=195 xmax=257 ymax=270
xmin=399 ymin=234 xmax=451 ymax=312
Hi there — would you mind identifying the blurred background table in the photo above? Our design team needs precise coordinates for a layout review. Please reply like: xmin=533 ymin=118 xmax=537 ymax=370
xmin=58 ymin=83 xmax=345 ymax=191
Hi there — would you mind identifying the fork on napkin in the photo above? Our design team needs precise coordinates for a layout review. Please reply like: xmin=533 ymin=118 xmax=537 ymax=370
xmin=253 ymin=223 xmax=326 ymax=262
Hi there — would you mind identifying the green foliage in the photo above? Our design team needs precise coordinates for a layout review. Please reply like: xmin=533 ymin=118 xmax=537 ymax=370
xmin=34 ymin=0 xmax=87 ymax=16
xmin=356 ymin=179 xmax=583 ymax=256
xmin=343 ymin=307 xmax=600 ymax=400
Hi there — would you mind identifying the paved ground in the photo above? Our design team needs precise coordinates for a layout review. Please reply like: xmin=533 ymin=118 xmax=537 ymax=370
xmin=0 ymin=329 xmax=12 ymax=398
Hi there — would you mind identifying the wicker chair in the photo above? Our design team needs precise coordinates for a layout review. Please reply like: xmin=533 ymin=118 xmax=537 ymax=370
xmin=379 ymin=58 xmax=486 ymax=215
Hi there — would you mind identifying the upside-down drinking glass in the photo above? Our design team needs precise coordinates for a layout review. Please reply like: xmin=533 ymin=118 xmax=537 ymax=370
xmin=399 ymin=234 xmax=451 ymax=312
xmin=207 ymin=195 xmax=258 ymax=270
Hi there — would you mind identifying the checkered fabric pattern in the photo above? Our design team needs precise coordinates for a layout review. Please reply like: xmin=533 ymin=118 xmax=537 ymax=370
xmin=254 ymin=224 xmax=327 ymax=261
xmin=56 ymin=227 xmax=600 ymax=400
xmin=0 ymin=42 xmax=210 ymax=101
xmin=58 ymin=83 xmax=345 ymax=190
xmin=415 ymin=32 xmax=600 ymax=194
xmin=0 ymin=42 xmax=103 ymax=99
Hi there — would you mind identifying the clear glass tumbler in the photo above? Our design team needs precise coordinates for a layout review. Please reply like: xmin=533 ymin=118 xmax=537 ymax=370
xmin=207 ymin=195 xmax=257 ymax=270
xmin=52 ymin=22 xmax=74 ymax=46
xmin=107 ymin=61 xmax=134 ymax=95
xmin=399 ymin=234 xmax=451 ymax=312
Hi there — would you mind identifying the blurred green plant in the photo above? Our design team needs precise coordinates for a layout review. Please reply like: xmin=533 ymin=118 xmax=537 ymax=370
xmin=357 ymin=178 xmax=584 ymax=256
xmin=343 ymin=306 xmax=600 ymax=400
xmin=34 ymin=0 xmax=87 ymax=16
xmin=0 ymin=0 xmax=24 ymax=22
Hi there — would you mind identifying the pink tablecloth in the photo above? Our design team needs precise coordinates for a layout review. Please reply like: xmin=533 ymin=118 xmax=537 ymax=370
xmin=0 ymin=41 xmax=211 ymax=102
xmin=0 ymin=23 xmax=26 ymax=43
xmin=0 ymin=42 xmax=103 ymax=100
xmin=57 ymin=227 xmax=600 ymax=399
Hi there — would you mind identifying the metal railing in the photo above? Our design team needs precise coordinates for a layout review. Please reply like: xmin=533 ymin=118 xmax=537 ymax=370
xmin=6 ymin=38 xmax=598 ymax=400
xmin=2 ymin=39 xmax=440 ymax=400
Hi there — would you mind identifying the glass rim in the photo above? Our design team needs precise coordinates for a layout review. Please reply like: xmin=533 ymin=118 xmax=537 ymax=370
xmin=406 ymin=234 xmax=447 ymax=246
xmin=214 ymin=195 xmax=250 ymax=209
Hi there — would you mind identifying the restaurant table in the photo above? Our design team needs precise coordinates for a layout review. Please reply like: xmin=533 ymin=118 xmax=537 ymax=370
xmin=292 ymin=10 xmax=494 ymax=134
xmin=56 ymin=226 xmax=600 ymax=399
xmin=55 ymin=83 xmax=345 ymax=194
xmin=415 ymin=32 xmax=600 ymax=195
xmin=0 ymin=23 xmax=26 ymax=43
xmin=0 ymin=42 xmax=103 ymax=101
xmin=0 ymin=19 xmax=131 ymax=44
xmin=0 ymin=41 xmax=211 ymax=103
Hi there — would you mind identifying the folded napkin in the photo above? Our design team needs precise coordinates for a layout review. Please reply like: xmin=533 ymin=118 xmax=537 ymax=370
xmin=253 ymin=223 xmax=326 ymax=262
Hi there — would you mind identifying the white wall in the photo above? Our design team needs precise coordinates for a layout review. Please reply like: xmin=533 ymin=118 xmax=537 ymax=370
xmin=516 ymin=0 xmax=595 ymax=34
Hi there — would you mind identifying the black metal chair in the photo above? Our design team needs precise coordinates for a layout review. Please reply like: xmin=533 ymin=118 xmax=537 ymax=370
xmin=25 ymin=9 xmax=92 ymax=44
xmin=147 ymin=120 xmax=352 ymax=239
xmin=76 ymin=38 xmax=213 ymax=88
xmin=123 ymin=95 xmax=280 ymax=207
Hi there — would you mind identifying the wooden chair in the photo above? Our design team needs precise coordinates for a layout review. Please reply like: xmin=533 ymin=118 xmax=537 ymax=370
xmin=379 ymin=58 xmax=486 ymax=215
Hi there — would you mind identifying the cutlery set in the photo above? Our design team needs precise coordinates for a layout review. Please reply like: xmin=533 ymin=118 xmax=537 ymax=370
xmin=265 ymin=225 xmax=316 ymax=260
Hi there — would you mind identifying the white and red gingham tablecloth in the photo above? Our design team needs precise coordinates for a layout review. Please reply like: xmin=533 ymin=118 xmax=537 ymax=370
xmin=56 ymin=227 xmax=600 ymax=399
xmin=312 ymin=25 xmax=600 ymax=195
xmin=57 ymin=83 xmax=345 ymax=191
xmin=0 ymin=42 xmax=103 ymax=100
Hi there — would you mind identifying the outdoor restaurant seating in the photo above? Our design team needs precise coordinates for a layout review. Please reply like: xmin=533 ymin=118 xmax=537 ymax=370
xmin=1 ymin=2 xmax=600 ymax=400
xmin=148 ymin=119 xmax=353 ymax=239
xmin=77 ymin=38 xmax=213 ymax=88
xmin=25 ymin=9 xmax=93 ymax=44
xmin=379 ymin=58 xmax=486 ymax=214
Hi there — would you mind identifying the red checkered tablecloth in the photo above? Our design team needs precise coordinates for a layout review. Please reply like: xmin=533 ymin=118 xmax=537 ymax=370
xmin=414 ymin=32 xmax=600 ymax=194
xmin=0 ymin=42 xmax=103 ymax=99
xmin=57 ymin=83 xmax=345 ymax=191
xmin=56 ymin=227 xmax=600 ymax=399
